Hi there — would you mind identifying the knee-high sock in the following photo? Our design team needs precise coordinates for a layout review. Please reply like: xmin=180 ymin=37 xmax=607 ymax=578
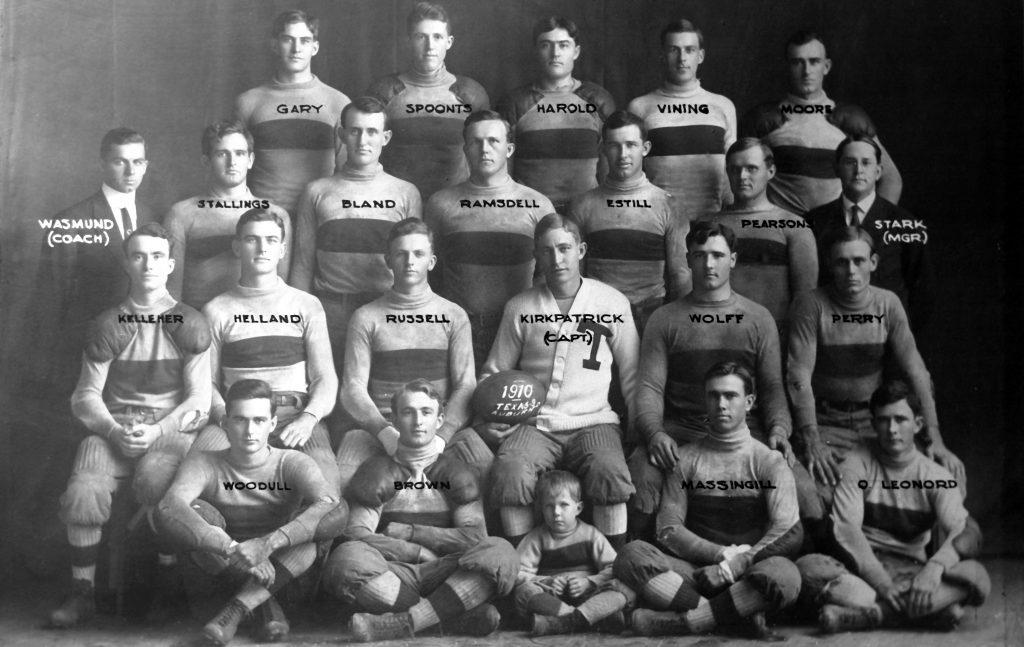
xmin=577 ymin=590 xmax=628 ymax=624
xmin=685 ymin=579 xmax=767 ymax=632
xmin=500 ymin=506 xmax=533 ymax=544
xmin=354 ymin=571 xmax=420 ymax=612
xmin=592 ymin=504 xmax=627 ymax=548
xmin=642 ymin=571 xmax=701 ymax=611
xmin=408 ymin=571 xmax=494 ymax=632
xmin=233 ymin=545 xmax=315 ymax=611
xmin=527 ymin=592 xmax=574 ymax=616
xmin=68 ymin=525 xmax=102 ymax=584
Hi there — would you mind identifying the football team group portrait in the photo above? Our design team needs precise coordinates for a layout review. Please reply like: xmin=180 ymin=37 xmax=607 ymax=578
xmin=0 ymin=1 xmax=1019 ymax=645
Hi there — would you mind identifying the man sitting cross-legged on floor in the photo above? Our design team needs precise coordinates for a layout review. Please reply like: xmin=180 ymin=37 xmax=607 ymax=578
xmin=323 ymin=379 xmax=518 ymax=641
xmin=614 ymin=361 xmax=803 ymax=638
xmin=156 ymin=378 xmax=348 ymax=645
xmin=795 ymin=379 xmax=989 ymax=634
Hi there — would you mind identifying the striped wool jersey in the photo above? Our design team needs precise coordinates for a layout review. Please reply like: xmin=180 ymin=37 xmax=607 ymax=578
xmin=628 ymin=83 xmax=736 ymax=222
xmin=498 ymin=80 xmax=615 ymax=208
xmin=368 ymin=67 xmax=490 ymax=199
xmin=517 ymin=520 xmax=615 ymax=585
xmin=235 ymin=76 xmax=350 ymax=215
xmin=291 ymin=163 xmax=421 ymax=297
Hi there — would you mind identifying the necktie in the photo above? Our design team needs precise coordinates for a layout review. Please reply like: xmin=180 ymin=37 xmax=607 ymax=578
xmin=120 ymin=207 xmax=133 ymax=237
xmin=849 ymin=204 xmax=862 ymax=226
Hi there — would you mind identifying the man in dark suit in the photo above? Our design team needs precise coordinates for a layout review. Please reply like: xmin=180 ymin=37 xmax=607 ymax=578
xmin=805 ymin=135 xmax=933 ymax=334
xmin=31 ymin=127 xmax=155 ymax=396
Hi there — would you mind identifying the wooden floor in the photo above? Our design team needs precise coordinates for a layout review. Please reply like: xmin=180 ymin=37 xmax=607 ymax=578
xmin=1 ymin=558 xmax=1021 ymax=647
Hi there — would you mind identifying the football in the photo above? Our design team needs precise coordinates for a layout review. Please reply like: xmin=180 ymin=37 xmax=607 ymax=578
xmin=473 ymin=370 xmax=546 ymax=423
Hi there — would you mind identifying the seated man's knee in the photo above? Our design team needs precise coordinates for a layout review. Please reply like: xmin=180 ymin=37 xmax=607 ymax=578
xmin=627 ymin=446 xmax=663 ymax=513
xmin=953 ymin=516 xmax=983 ymax=559
xmin=313 ymin=500 xmax=349 ymax=542
xmin=335 ymin=429 xmax=382 ymax=489
xmin=745 ymin=556 xmax=802 ymax=610
xmin=613 ymin=540 xmax=670 ymax=590
xmin=490 ymin=453 xmax=536 ymax=506
xmin=944 ymin=559 xmax=991 ymax=605
xmin=133 ymin=450 xmax=185 ymax=506
xmin=59 ymin=472 xmax=118 ymax=526
xmin=322 ymin=540 xmax=390 ymax=603
xmin=580 ymin=450 xmax=634 ymax=505
xmin=457 ymin=536 xmax=520 ymax=596
xmin=190 ymin=424 xmax=228 ymax=454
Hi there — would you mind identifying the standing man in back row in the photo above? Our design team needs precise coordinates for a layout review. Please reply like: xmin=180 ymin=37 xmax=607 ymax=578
xmin=627 ymin=19 xmax=736 ymax=223
xmin=235 ymin=10 xmax=350 ymax=220
xmin=367 ymin=2 xmax=490 ymax=199
xmin=499 ymin=16 xmax=616 ymax=213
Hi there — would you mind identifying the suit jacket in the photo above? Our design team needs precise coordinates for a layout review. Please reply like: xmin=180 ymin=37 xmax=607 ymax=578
xmin=29 ymin=190 xmax=155 ymax=394
xmin=806 ymin=195 xmax=934 ymax=335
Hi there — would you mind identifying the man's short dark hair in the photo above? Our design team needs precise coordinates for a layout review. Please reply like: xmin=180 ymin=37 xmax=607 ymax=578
xmin=823 ymin=225 xmax=876 ymax=258
xmin=124 ymin=222 xmax=173 ymax=255
xmin=835 ymin=135 xmax=882 ymax=166
xmin=235 ymin=207 xmax=286 ymax=240
xmin=869 ymin=379 xmax=922 ymax=417
xmin=391 ymin=378 xmax=446 ymax=415
xmin=602 ymin=110 xmax=647 ymax=141
xmin=535 ymin=212 xmax=581 ymax=244
xmin=463 ymin=109 xmax=514 ymax=143
xmin=272 ymin=10 xmax=319 ymax=40
xmin=533 ymin=16 xmax=579 ymax=44
xmin=101 ymin=127 xmax=145 ymax=159
xmin=726 ymin=137 xmax=774 ymax=168
xmin=407 ymin=2 xmax=451 ymax=35
xmin=226 ymin=378 xmax=277 ymax=416
xmin=660 ymin=18 xmax=704 ymax=49
xmin=387 ymin=217 xmax=434 ymax=253
xmin=201 ymin=121 xmax=253 ymax=157
xmin=341 ymin=96 xmax=390 ymax=131
xmin=686 ymin=220 xmax=736 ymax=252
xmin=704 ymin=361 xmax=755 ymax=396
xmin=785 ymin=29 xmax=826 ymax=57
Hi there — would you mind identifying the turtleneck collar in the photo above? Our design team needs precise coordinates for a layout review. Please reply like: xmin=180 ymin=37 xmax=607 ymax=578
xmin=126 ymin=291 xmax=176 ymax=313
xmin=704 ymin=425 xmax=751 ymax=451
xmin=339 ymin=163 xmax=384 ymax=182
xmin=236 ymin=275 xmax=285 ymax=298
xmin=270 ymin=75 xmax=320 ymax=91
xmin=784 ymin=92 xmax=834 ymax=106
xmin=603 ymin=173 xmax=649 ymax=194
xmin=386 ymin=286 xmax=435 ymax=310
xmin=394 ymin=441 xmax=442 ymax=475
xmin=406 ymin=65 xmax=455 ymax=88
xmin=685 ymin=291 xmax=737 ymax=308
xmin=660 ymin=80 xmax=703 ymax=98
xmin=872 ymin=440 xmax=919 ymax=469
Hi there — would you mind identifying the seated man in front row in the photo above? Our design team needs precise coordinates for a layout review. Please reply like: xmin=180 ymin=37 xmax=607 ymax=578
xmin=614 ymin=362 xmax=802 ymax=638
xmin=796 ymin=380 xmax=989 ymax=633
xmin=323 ymin=379 xmax=518 ymax=641
xmin=157 ymin=379 xmax=348 ymax=645
xmin=335 ymin=218 xmax=492 ymax=493
xmin=481 ymin=213 xmax=639 ymax=549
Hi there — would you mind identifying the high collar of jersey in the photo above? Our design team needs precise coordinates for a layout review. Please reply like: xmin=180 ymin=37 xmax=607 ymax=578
xmin=685 ymin=292 xmax=738 ymax=308
xmin=235 ymin=276 xmax=285 ymax=299
xmin=394 ymin=441 xmax=442 ymax=475
xmin=873 ymin=440 xmax=920 ymax=469
xmin=339 ymin=163 xmax=384 ymax=182
xmin=603 ymin=173 xmax=650 ymax=194
xmin=704 ymin=425 xmax=751 ymax=451
xmin=386 ymin=286 xmax=436 ymax=310
xmin=659 ymin=80 xmax=703 ymax=98
xmin=405 ymin=65 xmax=455 ymax=88
xmin=783 ymin=92 xmax=835 ymax=107
xmin=270 ymin=75 xmax=321 ymax=91
xmin=124 ymin=291 xmax=176 ymax=314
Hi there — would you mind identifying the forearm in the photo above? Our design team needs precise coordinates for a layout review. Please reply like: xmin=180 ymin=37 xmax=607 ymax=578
xmin=70 ymin=361 xmax=119 ymax=440
xmin=657 ymin=525 xmax=725 ymax=565
xmin=157 ymin=351 xmax=212 ymax=435
xmin=157 ymin=497 xmax=233 ymax=554
xmin=275 ymin=496 xmax=335 ymax=547
xmin=345 ymin=526 xmax=425 ymax=563
xmin=409 ymin=522 xmax=486 ymax=555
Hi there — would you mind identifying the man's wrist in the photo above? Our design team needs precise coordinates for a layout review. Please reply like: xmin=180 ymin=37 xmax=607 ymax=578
xmin=769 ymin=427 xmax=788 ymax=440
xmin=300 ymin=410 xmax=319 ymax=424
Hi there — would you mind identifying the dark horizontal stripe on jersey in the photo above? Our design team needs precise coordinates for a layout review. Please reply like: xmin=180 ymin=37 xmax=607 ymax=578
xmin=379 ymin=510 xmax=451 ymax=528
xmin=108 ymin=359 xmax=181 ymax=396
xmin=252 ymin=119 xmax=335 ymax=151
xmin=516 ymin=129 xmax=600 ymax=160
xmin=816 ymin=343 xmax=885 ymax=379
xmin=388 ymin=116 xmax=465 ymax=145
xmin=648 ymin=125 xmax=726 ymax=157
xmin=188 ymin=235 xmax=234 ymax=261
xmin=370 ymin=348 xmax=449 ymax=383
xmin=442 ymin=231 xmax=535 ymax=266
xmin=222 ymin=336 xmax=306 ymax=369
xmin=864 ymin=502 xmax=936 ymax=544
xmin=735 ymin=237 xmax=788 ymax=266
xmin=317 ymin=218 xmax=394 ymax=254
xmin=585 ymin=229 xmax=664 ymax=261
xmin=771 ymin=146 xmax=836 ymax=180
xmin=667 ymin=349 xmax=757 ymax=382
xmin=687 ymin=495 xmax=768 ymax=545
xmin=537 ymin=542 xmax=594 ymax=574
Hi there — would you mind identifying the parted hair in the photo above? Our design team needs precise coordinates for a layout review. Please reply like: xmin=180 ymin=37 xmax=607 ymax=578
xmin=835 ymin=134 xmax=882 ymax=165
xmin=534 ymin=212 xmax=581 ymax=244
xmin=341 ymin=96 xmax=390 ymax=131
xmin=785 ymin=29 xmax=827 ymax=57
xmin=533 ymin=16 xmax=579 ymax=44
xmin=391 ymin=378 xmax=446 ymax=416
xmin=704 ymin=361 xmax=756 ymax=396
xmin=201 ymin=120 xmax=253 ymax=157
xmin=407 ymin=2 xmax=451 ymax=35
xmin=225 ymin=378 xmax=277 ymax=416
xmin=101 ymin=127 xmax=145 ymax=159
xmin=686 ymin=220 xmax=736 ymax=252
xmin=823 ymin=224 xmax=876 ymax=257
xmin=602 ymin=110 xmax=647 ymax=141
xmin=726 ymin=137 xmax=775 ymax=167
xmin=660 ymin=18 xmax=704 ymax=48
xmin=386 ymin=217 xmax=434 ymax=253
xmin=235 ymin=207 xmax=286 ymax=240
xmin=124 ymin=222 xmax=173 ymax=255
xmin=463 ymin=109 xmax=514 ymax=143
xmin=272 ymin=10 xmax=319 ymax=40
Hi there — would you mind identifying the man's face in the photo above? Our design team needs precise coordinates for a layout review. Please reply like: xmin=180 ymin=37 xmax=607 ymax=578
xmin=536 ymin=28 xmax=579 ymax=81
xmin=464 ymin=119 xmax=513 ymax=179
xmin=273 ymin=20 xmax=319 ymax=75
xmin=829 ymin=239 xmax=877 ymax=297
xmin=603 ymin=124 xmax=650 ymax=182
xmin=687 ymin=234 xmax=735 ymax=293
xmin=409 ymin=19 xmax=453 ymax=74
xmin=726 ymin=146 xmax=775 ymax=203
xmin=124 ymin=234 xmax=174 ymax=292
xmin=663 ymin=31 xmax=704 ymax=86
xmin=233 ymin=219 xmax=285 ymax=276
xmin=836 ymin=141 xmax=882 ymax=202
xmin=205 ymin=133 xmax=253 ymax=189
xmin=223 ymin=397 xmax=276 ymax=455
xmin=786 ymin=40 xmax=831 ymax=98
xmin=705 ymin=374 xmax=754 ymax=435
xmin=394 ymin=390 xmax=444 ymax=449
xmin=341 ymin=110 xmax=391 ymax=168
xmin=535 ymin=227 xmax=585 ymax=287
xmin=387 ymin=233 xmax=436 ymax=290
xmin=872 ymin=399 xmax=922 ymax=459
xmin=102 ymin=142 xmax=148 ymax=194
xmin=540 ymin=488 xmax=582 ymax=535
